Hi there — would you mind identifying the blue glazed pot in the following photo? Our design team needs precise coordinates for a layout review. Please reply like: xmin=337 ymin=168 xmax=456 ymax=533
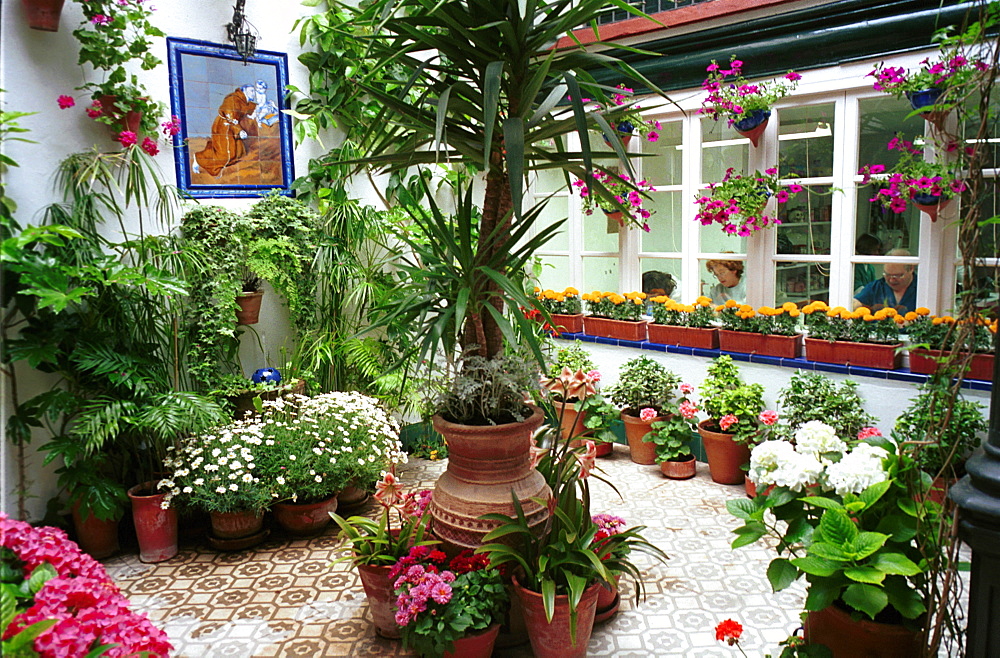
xmin=614 ymin=120 xmax=635 ymax=135
xmin=733 ymin=109 xmax=771 ymax=132
xmin=912 ymin=192 xmax=942 ymax=206
xmin=906 ymin=88 xmax=943 ymax=111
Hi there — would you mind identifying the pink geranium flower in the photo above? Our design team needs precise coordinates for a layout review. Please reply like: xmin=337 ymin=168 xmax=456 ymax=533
xmin=679 ymin=400 xmax=698 ymax=419
xmin=57 ymin=95 xmax=75 ymax=109
xmin=758 ymin=410 xmax=779 ymax=426
xmin=857 ymin=427 xmax=883 ymax=440
xmin=719 ymin=414 xmax=738 ymax=431
xmin=679 ymin=383 xmax=694 ymax=394
xmin=85 ymin=101 xmax=104 ymax=118
xmin=91 ymin=14 xmax=111 ymax=24
xmin=116 ymin=131 xmax=137 ymax=148
xmin=141 ymin=137 xmax=159 ymax=156
xmin=639 ymin=407 xmax=657 ymax=422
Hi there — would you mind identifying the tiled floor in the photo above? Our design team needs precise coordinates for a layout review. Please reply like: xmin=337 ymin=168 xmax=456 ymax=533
xmin=107 ymin=449 xmax=815 ymax=657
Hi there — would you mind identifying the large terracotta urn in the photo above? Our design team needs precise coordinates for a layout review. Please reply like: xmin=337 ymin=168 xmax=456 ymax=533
xmin=430 ymin=405 xmax=551 ymax=552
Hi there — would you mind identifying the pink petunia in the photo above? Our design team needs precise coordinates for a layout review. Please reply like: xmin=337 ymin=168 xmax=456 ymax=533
xmin=57 ymin=95 xmax=75 ymax=109
xmin=91 ymin=14 xmax=111 ymax=24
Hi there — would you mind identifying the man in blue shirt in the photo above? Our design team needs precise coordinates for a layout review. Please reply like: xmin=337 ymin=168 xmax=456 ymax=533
xmin=853 ymin=258 xmax=917 ymax=313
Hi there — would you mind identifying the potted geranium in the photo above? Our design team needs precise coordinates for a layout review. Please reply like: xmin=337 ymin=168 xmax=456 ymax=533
xmin=699 ymin=56 xmax=802 ymax=146
xmin=582 ymin=290 xmax=649 ymax=341
xmin=535 ymin=286 xmax=584 ymax=333
xmin=391 ymin=547 xmax=508 ymax=658
xmin=716 ymin=299 xmax=802 ymax=358
xmin=695 ymin=167 xmax=803 ymax=236
xmin=608 ymin=356 xmax=682 ymax=465
xmin=728 ymin=422 xmax=938 ymax=655
xmin=647 ymin=410 xmax=697 ymax=480
xmin=648 ymin=295 xmax=719 ymax=349
xmin=572 ymin=171 xmax=656 ymax=228
xmin=800 ymin=300 xmax=904 ymax=369
xmin=906 ymin=308 xmax=996 ymax=380
xmin=858 ymin=134 xmax=967 ymax=221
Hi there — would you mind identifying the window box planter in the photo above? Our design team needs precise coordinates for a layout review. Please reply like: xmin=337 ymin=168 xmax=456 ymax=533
xmin=647 ymin=324 xmax=719 ymax=349
xmin=550 ymin=312 xmax=584 ymax=334
xmin=583 ymin=316 xmax=648 ymax=342
xmin=718 ymin=330 xmax=801 ymax=358
xmin=804 ymin=338 xmax=902 ymax=370
xmin=909 ymin=348 xmax=994 ymax=381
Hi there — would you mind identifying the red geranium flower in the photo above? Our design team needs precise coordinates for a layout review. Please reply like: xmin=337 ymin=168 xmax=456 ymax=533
xmin=716 ymin=618 xmax=743 ymax=645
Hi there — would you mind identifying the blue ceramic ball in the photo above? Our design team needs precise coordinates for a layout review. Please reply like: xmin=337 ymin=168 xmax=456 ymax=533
xmin=251 ymin=368 xmax=282 ymax=385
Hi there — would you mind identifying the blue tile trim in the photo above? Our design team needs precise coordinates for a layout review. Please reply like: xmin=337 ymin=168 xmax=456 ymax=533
xmin=557 ymin=335 xmax=992 ymax=392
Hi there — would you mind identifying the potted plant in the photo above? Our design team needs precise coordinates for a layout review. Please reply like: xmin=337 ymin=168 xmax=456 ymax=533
xmin=858 ymin=134 xmax=967 ymax=221
xmin=236 ymin=268 xmax=264 ymax=325
xmin=330 ymin=472 xmax=436 ymax=638
xmin=535 ymin=287 xmax=584 ymax=334
xmin=869 ymin=50 xmax=990 ymax=124
xmin=648 ymin=295 xmax=720 ymax=349
xmin=728 ymin=422 xmax=937 ymax=655
xmin=775 ymin=371 xmax=876 ymax=442
xmin=693 ymin=356 xmax=766 ymax=484
xmin=22 ymin=0 xmax=66 ymax=31
xmin=647 ymin=406 xmax=697 ymax=480
xmin=694 ymin=166 xmax=803 ymax=237
xmin=699 ymin=56 xmax=802 ymax=146
xmin=50 ymin=449 xmax=128 ymax=560
xmin=800 ymin=300 xmax=905 ymax=369
xmin=589 ymin=84 xmax=663 ymax=147
xmin=572 ymin=171 xmax=656 ymax=229
xmin=608 ymin=356 xmax=681 ymax=465
xmin=906 ymin=308 xmax=996 ymax=380
xmin=589 ymin=513 xmax=635 ymax=622
xmin=581 ymin=290 xmax=649 ymax=342
xmin=716 ymin=300 xmax=803 ymax=358
xmin=391 ymin=547 xmax=508 ymax=658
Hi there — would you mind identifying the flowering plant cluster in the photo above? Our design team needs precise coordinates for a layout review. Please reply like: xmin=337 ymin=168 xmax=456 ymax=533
xmin=534 ymin=286 xmax=583 ymax=315
xmin=590 ymin=84 xmax=662 ymax=142
xmin=801 ymin=301 xmax=902 ymax=344
xmin=645 ymin=386 xmax=698 ymax=463
xmin=649 ymin=295 xmax=716 ymax=328
xmin=728 ymin=422 xmax=938 ymax=624
xmin=695 ymin=356 xmax=767 ymax=445
xmin=582 ymin=290 xmax=646 ymax=321
xmin=1 ymin=515 xmax=172 ymax=658
xmin=694 ymin=167 xmax=802 ymax=236
xmin=859 ymin=135 xmax=966 ymax=214
xmin=391 ymin=546 xmax=508 ymax=658
xmin=905 ymin=308 xmax=997 ymax=353
xmin=573 ymin=171 xmax=656 ymax=228
xmin=590 ymin=514 xmax=634 ymax=567
xmin=331 ymin=471 xmax=436 ymax=567
xmin=716 ymin=300 xmax=801 ymax=336
xmin=699 ymin=56 xmax=802 ymax=124
xmin=869 ymin=52 xmax=990 ymax=101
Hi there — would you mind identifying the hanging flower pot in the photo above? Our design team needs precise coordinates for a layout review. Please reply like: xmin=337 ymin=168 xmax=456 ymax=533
xmin=602 ymin=121 xmax=634 ymax=148
xmin=235 ymin=290 xmax=264 ymax=325
xmin=906 ymin=87 xmax=947 ymax=127
xmin=732 ymin=109 xmax=771 ymax=147
xmin=97 ymin=95 xmax=143 ymax=137
xmin=912 ymin=193 xmax=950 ymax=222
xmin=22 ymin=0 xmax=65 ymax=31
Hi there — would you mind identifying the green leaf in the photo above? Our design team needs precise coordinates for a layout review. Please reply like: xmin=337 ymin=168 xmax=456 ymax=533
xmin=791 ymin=556 xmax=838 ymax=578
xmin=871 ymin=553 xmax=922 ymax=577
xmin=726 ymin=497 xmax=757 ymax=520
xmin=804 ymin=496 xmax=844 ymax=511
xmin=842 ymin=583 xmax=888 ymax=619
xmin=883 ymin=576 xmax=926 ymax=619
xmin=27 ymin=563 xmax=56 ymax=594
xmin=767 ymin=558 xmax=798 ymax=592
xmin=730 ymin=522 xmax=767 ymax=549
xmin=804 ymin=580 xmax=839 ymax=612
xmin=843 ymin=566 xmax=886 ymax=584
xmin=819 ymin=509 xmax=858 ymax=547
xmin=808 ymin=543 xmax=851 ymax=562
xmin=876 ymin=514 xmax=917 ymax=543
xmin=858 ymin=480 xmax=891 ymax=507
xmin=850 ymin=532 xmax=889 ymax=560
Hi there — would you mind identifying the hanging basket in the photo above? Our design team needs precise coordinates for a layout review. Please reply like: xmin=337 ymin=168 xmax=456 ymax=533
xmin=22 ymin=0 xmax=65 ymax=31
xmin=732 ymin=109 xmax=770 ymax=147
xmin=911 ymin=194 xmax=950 ymax=222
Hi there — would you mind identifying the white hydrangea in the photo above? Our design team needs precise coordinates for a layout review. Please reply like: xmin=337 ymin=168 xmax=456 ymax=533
xmin=794 ymin=421 xmax=847 ymax=462
xmin=825 ymin=443 xmax=889 ymax=495
xmin=750 ymin=441 xmax=824 ymax=491
xmin=748 ymin=440 xmax=798 ymax=485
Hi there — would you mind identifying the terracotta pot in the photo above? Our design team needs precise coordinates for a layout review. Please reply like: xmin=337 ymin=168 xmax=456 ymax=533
xmin=127 ymin=482 xmax=178 ymax=563
xmin=595 ymin=441 xmax=614 ymax=457
xmin=804 ymin=603 xmax=923 ymax=657
xmin=430 ymin=406 xmax=551 ymax=552
xmin=554 ymin=400 xmax=588 ymax=441
xmin=227 ymin=378 xmax=306 ymax=420
xmin=236 ymin=290 xmax=264 ymax=325
xmin=719 ymin=330 xmax=801 ymax=358
xmin=22 ymin=0 xmax=65 ymax=31
xmin=805 ymin=338 xmax=902 ymax=370
xmin=909 ymin=348 xmax=994 ymax=381
xmin=272 ymin=495 xmax=338 ymax=536
xmin=621 ymin=411 xmax=661 ymax=465
xmin=583 ymin=316 xmax=647 ymax=342
xmin=357 ymin=563 xmax=401 ymax=638
xmin=594 ymin=574 xmax=620 ymax=623
xmin=443 ymin=623 xmax=501 ymax=658
xmin=514 ymin=575 xmax=602 ymax=658
xmin=209 ymin=509 xmax=264 ymax=539
xmin=71 ymin=502 xmax=120 ymax=560
xmin=733 ymin=109 xmax=770 ymax=147
xmin=550 ymin=313 xmax=584 ymax=334
xmin=660 ymin=456 xmax=696 ymax=480
xmin=97 ymin=95 xmax=142 ymax=136
xmin=647 ymin=324 xmax=719 ymax=349
xmin=337 ymin=482 xmax=371 ymax=511
xmin=912 ymin=195 xmax=950 ymax=222
xmin=698 ymin=420 xmax=750 ymax=485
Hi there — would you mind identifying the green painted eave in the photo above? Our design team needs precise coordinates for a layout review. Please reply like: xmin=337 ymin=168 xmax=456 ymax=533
xmin=593 ymin=0 xmax=977 ymax=92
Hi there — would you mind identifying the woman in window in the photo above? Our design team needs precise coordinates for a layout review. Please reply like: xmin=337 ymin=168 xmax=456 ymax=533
xmin=706 ymin=259 xmax=746 ymax=305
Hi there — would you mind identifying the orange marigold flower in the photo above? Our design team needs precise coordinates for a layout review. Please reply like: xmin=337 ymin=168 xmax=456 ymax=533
xmin=915 ymin=307 xmax=931 ymax=316
xmin=565 ymin=287 xmax=579 ymax=296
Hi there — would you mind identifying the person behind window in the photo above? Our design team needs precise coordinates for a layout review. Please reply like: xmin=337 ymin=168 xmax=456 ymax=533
xmin=852 ymin=248 xmax=917 ymax=313
xmin=706 ymin=259 xmax=745 ymax=305
xmin=853 ymin=233 xmax=883 ymax=294
xmin=642 ymin=270 xmax=677 ymax=299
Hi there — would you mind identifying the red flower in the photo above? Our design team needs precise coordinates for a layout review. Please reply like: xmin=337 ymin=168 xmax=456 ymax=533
xmin=141 ymin=137 xmax=159 ymax=157
xmin=758 ymin=410 xmax=778 ymax=426
xmin=85 ymin=101 xmax=104 ymax=118
xmin=57 ymin=95 xmax=75 ymax=109
xmin=116 ymin=131 xmax=137 ymax=148
xmin=716 ymin=618 xmax=743 ymax=645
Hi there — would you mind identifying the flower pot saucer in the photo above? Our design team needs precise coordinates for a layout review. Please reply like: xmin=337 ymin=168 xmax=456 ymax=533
xmin=207 ymin=527 xmax=269 ymax=551
xmin=594 ymin=590 xmax=621 ymax=624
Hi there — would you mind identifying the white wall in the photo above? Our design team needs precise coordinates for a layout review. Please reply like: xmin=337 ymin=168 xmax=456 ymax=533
xmin=0 ymin=0 xmax=334 ymax=520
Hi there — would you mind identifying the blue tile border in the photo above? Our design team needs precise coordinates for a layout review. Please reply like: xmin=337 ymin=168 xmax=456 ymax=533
xmin=555 ymin=333 xmax=992 ymax=392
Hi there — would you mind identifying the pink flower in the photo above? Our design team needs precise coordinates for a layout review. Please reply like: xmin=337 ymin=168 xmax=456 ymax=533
xmin=57 ymin=95 xmax=75 ymax=109
xmin=91 ymin=14 xmax=111 ymax=24
xmin=529 ymin=445 xmax=547 ymax=470
xmin=758 ymin=410 xmax=779 ymax=426
xmin=639 ymin=407 xmax=657 ymax=422
xmin=857 ymin=427 xmax=883 ymax=440
xmin=679 ymin=400 xmax=698 ymax=420
xmin=141 ymin=137 xmax=159 ymax=156
xmin=161 ymin=115 xmax=181 ymax=137
xmin=719 ymin=414 xmax=738 ymax=431
xmin=785 ymin=71 xmax=802 ymax=82
xmin=679 ymin=383 xmax=694 ymax=394
xmin=85 ymin=101 xmax=103 ymax=118
xmin=578 ymin=440 xmax=597 ymax=478
xmin=374 ymin=471 xmax=403 ymax=507
xmin=585 ymin=369 xmax=601 ymax=383
xmin=116 ymin=131 xmax=137 ymax=147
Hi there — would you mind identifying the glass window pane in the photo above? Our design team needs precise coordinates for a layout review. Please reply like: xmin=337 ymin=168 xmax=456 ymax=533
xmin=778 ymin=103 xmax=834 ymax=178
xmin=582 ymin=207 xmax=620 ymax=252
xmin=701 ymin=116 xmax=749 ymax=183
xmin=641 ymin=191 xmax=682 ymax=253
xmin=537 ymin=255 xmax=570 ymax=291
xmin=851 ymin=261 xmax=917 ymax=313
xmin=536 ymin=196 xmax=569 ymax=251
xmin=858 ymin=96 xmax=924 ymax=170
xmin=700 ymin=257 xmax=747 ymax=305
xmin=776 ymin=185 xmax=833 ymax=256
xmin=640 ymin=257 xmax=682 ymax=300
xmin=534 ymin=167 xmax=569 ymax=192
xmin=855 ymin=184 xmax=921 ymax=256
xmin=955 ymin=264 xmax=999 ymax=316
xmin=699 ymin=215 xmax=747 ymax=254
xmin=775 ymin=262 xmax=830 ymax=306
xmin=643 ymin=120 xmax=683 ymax=186
xmin=581 ymin=256 xmax=619 ymax=294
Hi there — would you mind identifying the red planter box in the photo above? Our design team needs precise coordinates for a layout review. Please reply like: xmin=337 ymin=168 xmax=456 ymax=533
xmin=583 ymin=316 xmax=648 ymax=342
xmin=805 ymin=338 xmax=902 ymax=370
xmin=909 ymin=348 xmax=995 ymax=381
xmin=549 ymin=313 xmax=584 ymax=334
xmin=719 ymin=330 xmax=801 ymax=358
xmin=647 ymin=324 xmax=719 ymax=349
